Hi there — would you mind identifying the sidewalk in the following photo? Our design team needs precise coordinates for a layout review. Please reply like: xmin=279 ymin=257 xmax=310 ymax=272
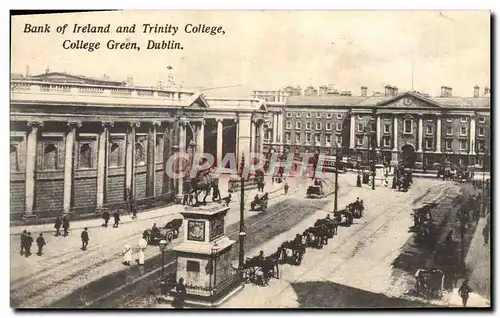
xmin=10 ymin=176 xmax=286 ymax=236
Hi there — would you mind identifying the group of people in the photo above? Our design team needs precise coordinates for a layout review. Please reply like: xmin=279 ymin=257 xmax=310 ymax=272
xmin=101 ymin=209 xmax=122 ymax=228
xmin=20 ymin=231 xmax=46 ymax=257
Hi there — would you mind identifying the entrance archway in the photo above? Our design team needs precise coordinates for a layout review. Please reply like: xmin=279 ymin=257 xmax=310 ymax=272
xmin=401 ymin=143 xmax=416 ymax=168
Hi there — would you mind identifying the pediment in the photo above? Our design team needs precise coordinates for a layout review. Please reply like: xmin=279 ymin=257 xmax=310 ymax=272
xmin=377 ymin=92 xmax=443 ymax=109
xmin=186 ymin=92 xmax=210 ymax=109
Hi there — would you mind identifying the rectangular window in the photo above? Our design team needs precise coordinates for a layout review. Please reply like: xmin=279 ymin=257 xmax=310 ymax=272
xmin=296 ymin=121 xmax=301 ymax=129
xmin=306 ymin=133 xmax=311 ymax=143
xmin=371 ymin=123 xmax=376 ymax=132
xmin=42 ymin=142 xmax=59 ymax=170
xmin=357 ymin=123 xmax=364 ymax=132
xmin=306 ymin=122 xmax=312 ymax=130
xmin=460 ymin=116 xmax=467 ymax=123
xmin=425 ymin=139 xmax=433 ymax=149
xmin=336 ymin=135 xmax=342 ymax=145
xmin=286 ymin=112 xmax=292 ymax=118
xmin=315 ymin=134 xmax=321 ymax=143
xmin=337 ymin=114 xmax=343 ymax=120
xmin=336 ymin=123 xmax=342 ymax=131
xmin=403 ymin=119 xmax=412 ymax=134
xmin=478 ymin=141 xmax=485 ymax=152
xmin=285 ymin=132 xmax=291 ymax=143
xmin=326 ymin=135 xmax=332 ymax=143
xmin=446 ymin=126 xmax=452 ymax=136
xmin=460 ymin=126 xmax=467 ymax=136
xmin=383 ymin=137 xmax=390 ymax=147
xmin=296 ymin=113 xmax=301 ymax=118
xmin=460 ymin=140 xmax=467 ymax=150
xmin=479 ymin=116 xmax=486 ymax=123
xmin=326 ymin=123 xmax=332 ymax=131
xmin=357 ymin=136 xmax=363 ymax=146
xmin=326 ymin=113 xmax=332 ymax=119
xmin=286 ymin=121 xmax=292 ymax=129
xmin=478 ymin=127 xmax=485 ymax=136
xmin=316 ymin=122 xmax=322 ymax=130
xmin=426 ymin=126 xmax=433 ymax=135
xmin=384 ymin=124 xmax=390 ymax=133
xmin=10 ymin=144 xmax=19 ymax=172
xmin=78 ymin=142 xmax=93 ymax=169
xmin=295 ymin=133 xmax=301 ymax=143
xmin=316 ymin=113 xmax=321 ymax=118
xmin=306 ymin=113 xmax=311 ymax=118
xmin=445 ymin=140 xmax=452 ymax=150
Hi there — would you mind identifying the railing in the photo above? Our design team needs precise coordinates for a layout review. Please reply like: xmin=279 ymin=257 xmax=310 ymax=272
xmin=213 ymin=272 xmax=243 ymax=297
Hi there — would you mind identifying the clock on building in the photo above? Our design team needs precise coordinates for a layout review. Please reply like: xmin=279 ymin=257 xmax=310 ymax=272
xmin=403 ymin=98 xmax=413 ymax=106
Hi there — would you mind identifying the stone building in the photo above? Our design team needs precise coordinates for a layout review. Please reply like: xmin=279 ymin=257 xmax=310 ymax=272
xmin=10 ymin=72 xmax=268 ymax=220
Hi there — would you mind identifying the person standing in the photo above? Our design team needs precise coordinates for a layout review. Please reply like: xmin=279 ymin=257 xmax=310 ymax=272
xmin=54 ymin=217 xmax=62 ymax=236
xmin=138 ymin=235 xmax=148 ymax=265
xmin=113 ymin=210 xmax=121 ymax=228
xmin=81 ymin=227 xmax=89 ymax=251
xmin=20 ymin=230 xmax=27 ymax=255
xmin=172 ymin=278 xmax=187 ymax=308
xmin=36 ymin=233 xmax=46 ymax=256
xmin=62 ymin=216 xmax=70 ymax=237
xmin=459 ymin=279 xmax=472 ymax=307
xmin=284 ymin=181 xmax=289 ymax=195
xmin=122 ymin=244 xmax=132 ymax=266
xmin=24 ymin=232 xmax=33 ymax=257
xmin=102 ymin=209 xmax=110 ymax=228
xmin=131 ymin=204 xmax=137 ymax=220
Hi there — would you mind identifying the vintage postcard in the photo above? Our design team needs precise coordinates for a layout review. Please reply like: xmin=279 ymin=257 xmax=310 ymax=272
xmin=9 ymin=10 xmax=491 ymax=309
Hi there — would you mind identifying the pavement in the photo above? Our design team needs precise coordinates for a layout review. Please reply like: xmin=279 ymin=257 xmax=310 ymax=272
xmin=10 ymin=174 xmax=286 ymax=236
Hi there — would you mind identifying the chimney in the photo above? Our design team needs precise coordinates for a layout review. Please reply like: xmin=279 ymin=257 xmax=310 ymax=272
xmin=474 ymin=85 xmax=480 ymax=98
xmin=126 ymin=76 xmax=134 ymax=87
xmin=441 ymin=86 xmax=452 ymax=97
xmin=25 ymin=65 xmax=30 ymax=77
xmin=318 ymin=85 xmax=328 ymax=96
xmin=484 ymin=87 xmax=490 ymax=96
xmin=361 ymin=86 xmax=368 ymax=97
xmin=45 ymin=67 xmax=50 ymax=74
xmin=384 ymin=85 xmax=392 ymax=96
xmin=392 ymin=86 xmax=399 ymax=96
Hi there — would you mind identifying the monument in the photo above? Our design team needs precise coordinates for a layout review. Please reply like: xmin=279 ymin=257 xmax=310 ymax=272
xmin=167 ymin=203 xmax=243 ymax=307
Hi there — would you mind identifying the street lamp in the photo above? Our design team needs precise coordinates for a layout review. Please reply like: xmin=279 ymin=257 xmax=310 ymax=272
xmin=334 ymin=144 xmax=340 ymax=213
xmin=371 ymin=132 xmax=376 ymax=191
xmin=159 ymin=239 xmax=168 ymax=293
xmin=211 ymin=242 xmax=220 ymax=293
xmin=238 ymin=152 xmax=246 ymax=271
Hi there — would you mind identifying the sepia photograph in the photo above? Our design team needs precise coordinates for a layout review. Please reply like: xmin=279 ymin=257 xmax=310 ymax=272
xmin=9 ymin=10 xmax=491 ymax=309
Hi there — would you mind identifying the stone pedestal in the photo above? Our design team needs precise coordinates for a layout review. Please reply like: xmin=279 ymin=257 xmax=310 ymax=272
xmin=168 ymin=203 xmax=242 ymax=307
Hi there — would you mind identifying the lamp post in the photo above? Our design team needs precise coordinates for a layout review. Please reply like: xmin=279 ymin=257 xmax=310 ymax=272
xmin=334 ymin=145 xmax=340 ymax=213
xmin=211 ymin=242 xmax=220 ymax=293
xmin=371 ymin=133 xmax=376 ymax=191
xmin=159 ymin=239 xmax=168 ymax=293
xmin=238 ymin=152 xmax=246 ymax=271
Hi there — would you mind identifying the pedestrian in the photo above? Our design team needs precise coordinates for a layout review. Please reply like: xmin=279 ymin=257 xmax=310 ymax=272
xmin=20 ymin=230 xmax=27 ymax=255
xmin=81 ymin=227 xmax=89 ymax=250
xmin=131 ymin=204 xmax=137 ymax=220
xmin=36 ymin=233 xmax=46 ymax=256
xmin=102 ymin=209 xmax=110 ymax=228
xmin=284 ymin=181 xmax=289 ymax=195
xmin=24 ymin=232 xmax=33 ymax=257
xmin=172 ymin=278 xmax=187 ymax=308
xmin=138 ymin=236 xmax=147 ymax=265
xmin=483 ymin=223 xmax=489 ymax=246
xmin=122 ymin=244 xmax=132 ymax=266
xmin=62 ymin=216 xmax=70 ymax=237
xmin=459 ymin=279 xmax=472 ymax=307
xmin=54 ymin=217 xmax=62 ymax=236
xmin=113 ymin=210 xmax=121 ymax=228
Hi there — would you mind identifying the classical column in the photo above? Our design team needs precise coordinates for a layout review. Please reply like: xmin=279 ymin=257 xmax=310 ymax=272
xmin=176 ymin=120 xmax=187 ymax=201
xmin=436 ymin=115 xmax=442 ymax=153
xmin=238 ymin=115 xmax=252 ymax=165
xmin=125 ymin=121 xmax=139 ymax=198
xmin=63 ymin=121 xmax=82 ymax=213
xmin=417 ymin=116 xmax=423 ymax=152
xmin=97 ymin=121 xmax=113 ymax=208
xmin=146 ymin=122 xmax=159 ymax=197
xmin=25 ymin=121 xmax=43 ymax=214
xmin=250 ymin=119 xmax=256 ymax=153
xmin=392 ymin=116 xmax=398 ymax=151
xmin=259 ymin=120 xmax=265 ymax=154
xmin=272 ymin=113 xmax=278 ymax=144
xmin=234 ymin=118 xmax=240 ymax=162
xmin=376 ymin=114 xmax=381 ymax=148
xmin=349 ymin=114 xmax=355 ymax=149
xmin=470 ymin=116 xmax=476 ymax=155
xmin=216 ymin=118 xmax=223 ymax=166
xmin=195 ymin=120 xmax=205 ymax=154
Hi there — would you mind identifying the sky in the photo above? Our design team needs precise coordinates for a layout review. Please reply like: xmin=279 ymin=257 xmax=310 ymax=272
xmin=11 ymin=11 xmax=490 ymax=98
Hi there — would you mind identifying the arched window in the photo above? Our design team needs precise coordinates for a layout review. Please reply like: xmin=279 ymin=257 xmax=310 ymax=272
xmin=43 ymin=144 xmax=58 ymax=170
xmin=10 ymin=145 xmax=18 ymax=172
xmin=79 ymin=143 xmax=92 ymax=168
xmin=109 ymin=142 xmax=121 ymax=167
xmin=135 ymin=142 xmax=145 ymax=165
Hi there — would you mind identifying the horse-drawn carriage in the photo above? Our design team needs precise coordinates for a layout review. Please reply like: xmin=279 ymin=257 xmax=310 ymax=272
xmin=314 ymin=216 xmax=338 ymax=238
xmin=143 ymin=218 xmax=183 ymax=245
xmin=415 ymin=268 xmax=445 ymax=300
xmin=334 ymin=208 xmax=354 ymax=226
xmin=346 ymin=200 xmax=364 ymax=219
xmin=243 ymin=251 xmax=280 ymax=286
xmin=411 ymin=203 xmax=437 ymax=239
xmin=302 ymin=226 xmax=329 ymax=248
xmin=250 ymin=193 xmax=269 ymax=212
xmin=306 ymin=179 xmax=325 ymax=198
xmin=278 ymin=236 xmax=306 ymax=265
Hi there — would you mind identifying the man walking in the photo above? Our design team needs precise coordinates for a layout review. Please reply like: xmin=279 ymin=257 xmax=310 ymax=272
xmin=113 ymin=210 xmax=121 ymax=228
xmin=102 ymin=209 xmax=110 ymax=228
xmin=54 ymin=217 xmax=62 ymax=236
xmin=459 ymin=279 xmax=472 ymax=307
xmin=24 ymin=232 xmax=33 ymax=257
xmin=81 ymin=227 xmax=89 ymax=250
xmin=62 ymin=216 xmax=70 ymax=237
xmin=20 ymin=230 xmax=27 ymax=255
xmin=36 ymin=233 xmax=46 ymax=256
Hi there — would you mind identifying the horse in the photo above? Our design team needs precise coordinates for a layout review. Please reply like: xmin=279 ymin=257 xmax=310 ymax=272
xmin=278 ymin=239 xmax=306 ymax=265
xmin=314 ymin=218 xmax=338 ymax=237
xmin=189 ymin=173 xmax=219 ymax=206
xmin=303 ymin=226 xmax=328 ymax=248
